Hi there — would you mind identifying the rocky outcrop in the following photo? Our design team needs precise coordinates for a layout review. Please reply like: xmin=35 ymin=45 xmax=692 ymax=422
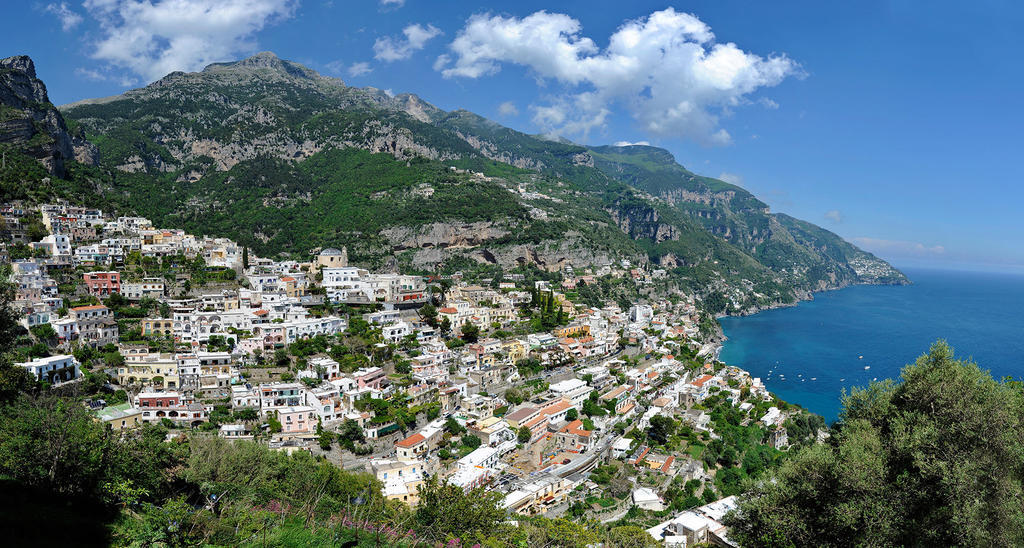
xmin=606 ymin=204 xmax=680 ymax=243
xmin=382 ymin=222 xmax=510 ymax=250
xmin=0 ymin=55 xmax=75 ymax=176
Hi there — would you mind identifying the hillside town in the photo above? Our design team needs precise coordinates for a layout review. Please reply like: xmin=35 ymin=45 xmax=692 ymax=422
xmin=2 ymin=200 xmax=826 ymax=546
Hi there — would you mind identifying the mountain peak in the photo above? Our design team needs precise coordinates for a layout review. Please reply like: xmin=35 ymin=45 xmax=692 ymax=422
xmin=197 ymin=51 xmax=333 ymax=84
xmin=0 ymin=55 xmax=36 ymax=78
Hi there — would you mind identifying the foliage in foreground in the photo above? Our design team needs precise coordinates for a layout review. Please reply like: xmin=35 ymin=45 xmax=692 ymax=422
xmin=725 ymin=341 xmax=1024 ymax=547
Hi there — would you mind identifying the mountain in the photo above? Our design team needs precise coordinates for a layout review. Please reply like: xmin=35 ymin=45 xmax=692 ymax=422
xmin=587 ymin=145 xmax=908 ymax=288
xmin=1 ymin=52 xmax=905 ymax=310
xmin=0 ymin=55 xmax=97 ymax=178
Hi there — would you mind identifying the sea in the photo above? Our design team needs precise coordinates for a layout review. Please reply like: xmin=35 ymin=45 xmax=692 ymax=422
xmin=717 ymin=267 xmax=1024 ymax=423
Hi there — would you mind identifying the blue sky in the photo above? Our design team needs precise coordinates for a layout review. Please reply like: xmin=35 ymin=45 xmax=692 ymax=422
xmin=6 ymin=1 xmax=1024 ymax=272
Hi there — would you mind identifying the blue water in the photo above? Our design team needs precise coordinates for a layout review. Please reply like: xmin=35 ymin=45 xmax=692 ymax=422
xmin=718 ymin=268 xmax=1024 ymax=423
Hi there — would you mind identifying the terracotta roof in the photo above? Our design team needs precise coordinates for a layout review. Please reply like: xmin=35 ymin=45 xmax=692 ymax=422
xmin=542 ymin=400 xmax=571 ymax=416
xmin=692 ymin=374 xmax=714 ymax=387
xmin=661 ymin=455 xmax=675 ymax=473
xmin=396 ymin=433 xmax=426 ymax=448
xmin=523 ymin=415 xmax=548 ymax=429
xmin=71 ymin=305 xmax=108 ymax=311
xmin=439 ymin=307 xmax=458 ymax=314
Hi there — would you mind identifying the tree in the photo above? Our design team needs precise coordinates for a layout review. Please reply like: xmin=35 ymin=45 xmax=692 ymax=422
xmin=267 ymin=412 xmax=282 ymax=434
xmin=316 ymin=420 xmax=334 ymax=451
xmin=337 ymin=418 xmax=365 ymax=450
xmin=647 ymin=415 xmax=676 ymax=446
xmin=566 ymin=408 xmax=578 ymax=422
xmin=0 ymin=266 xmax=33 ymax=403
xmin=518 ymin=425 xmax=532 ymax=444
xmin=242 ymin=246 xmax=249 ymax=270
xmin=505 ymin=387 xmax=525 ymax=406
xmin=445 ymin=417 xmax=466 ymax=436
xmin=726 ymin=341 xmax=1024 ymax=547
xmin=414 ymin=476 xmax=505 ymax=542
xmin=419 ymin=303 xmax=437 ymax=327
xmin=462 ymin=434 xmax=482 ymax=450
xmin=461 ymin=321 xmax=480 ymax=343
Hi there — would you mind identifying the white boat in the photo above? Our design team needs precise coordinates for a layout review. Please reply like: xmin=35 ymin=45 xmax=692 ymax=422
xmin=864 ymin=366 xmax=870 ymax=370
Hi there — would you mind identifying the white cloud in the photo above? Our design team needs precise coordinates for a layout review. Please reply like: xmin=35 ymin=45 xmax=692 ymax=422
xmin=379 ymin=0 xmax=404 ymax=7
xmin=850 ymin=237 xmax=946 ymax=257
xmin=74 ymin=66 xmax=138 ymax=86
xmin=82 ymin=0 xmax=297 ymax=82
xmin=46 ymin=2 xmax=84 ymax=31
xmin=717 ymin=172 xmax=744 ymax=185
xmin=612 ymin=140 xmax=650 ymax=146
xmin=439 ymin=8 xmax=801 ymax=144
xmin=374 ymin=23 xmax=441 ymax=62
xmin=75 ymin=67 xmax=108 ymax=81
xmin=824 ymin=209 xmax=843 ymax=223
xmin=497 ymin=101 xmax=519 ymax=117
xmin=347 ymin=62 xmax=372 ymax=77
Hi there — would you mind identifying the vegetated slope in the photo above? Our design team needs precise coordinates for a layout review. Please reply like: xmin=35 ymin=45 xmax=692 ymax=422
xmin=588 ymin=144 xmax=907 ymax=289
xmin=41 ymin=51 xmax=903 ymax=305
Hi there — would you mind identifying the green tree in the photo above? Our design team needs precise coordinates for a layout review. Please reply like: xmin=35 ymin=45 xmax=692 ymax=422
xmin=647 ymin=415 xmax=676 ymax=446
xmin=418 ymin=302 xmax=437 ymax=327
xmin=461 ymin=321 xmax=480 ymax=343
xmin=414 ymin=476 xmax=505 ymax=542
xmin=518 ymin=425 xmax=532 ymax=444
xmin=462 ymin=434 xmax=482 ymax=450
xmin=566 ymin=408 xmax=578 ymax=422
xmin=725 ymin=341 xmax=1024 ymax=547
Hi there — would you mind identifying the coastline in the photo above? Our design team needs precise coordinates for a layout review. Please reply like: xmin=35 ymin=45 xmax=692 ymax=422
xmin=707 ymin=276 xmax=912 ymax=365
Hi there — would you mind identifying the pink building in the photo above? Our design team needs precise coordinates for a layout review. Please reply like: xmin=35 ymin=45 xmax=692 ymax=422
xmin=353 ymin=367 xmax=386 ymax=390
xmin=84 ymin=271 xmax=121 ymax=296
xmin=278 ymin=406 xmax=317 ymax=434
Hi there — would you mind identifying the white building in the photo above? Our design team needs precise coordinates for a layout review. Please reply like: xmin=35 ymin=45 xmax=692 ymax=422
xmin=548 ymin=378 xmax=591 ymax=407
xmin=17 ymin=354 xmax=80 ymax=384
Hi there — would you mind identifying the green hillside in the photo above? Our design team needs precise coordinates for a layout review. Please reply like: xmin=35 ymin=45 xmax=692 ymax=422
xmin=0 ymin=51 xmax=910 ymax=307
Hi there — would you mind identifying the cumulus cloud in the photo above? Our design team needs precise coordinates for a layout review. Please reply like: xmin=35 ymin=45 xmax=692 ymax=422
xmin=824 ymin=210 xmax=843 ymax=223
xmin=850 ymin=237 xmax=946 ymax=257
xmin=717 ymin=172 xmax=744 ymax=185
xmin=347 ymin=62 xmax=372 ymax=77
xmin=82 ymin=0 xmax=297 ymax=82
xmin=46 ymin=2 xmax=84 ymax=31
xmin=497 ymin=101 xmax=519 ymax=117
xmin=374 ymin=23 xmax=441 ymax=62
xmin=613 ymin=141 xmax=650 ymax=146
xmin=438 ymin=8 xmax=800 ymax=143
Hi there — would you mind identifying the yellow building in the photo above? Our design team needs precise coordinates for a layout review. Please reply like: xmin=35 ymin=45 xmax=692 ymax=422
xmin=502 ymin=339 xmax=528 ymax=363
xmin=96 ymin=403 xmax=143 ymax=430
xmin=141 ymin=318 xmax=174 ymax=337
xmin=554 ymin=323 xmax=590 ymax=338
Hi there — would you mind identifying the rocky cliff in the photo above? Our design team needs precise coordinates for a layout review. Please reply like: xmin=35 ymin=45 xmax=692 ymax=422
xmin=0 ymin=55 xmax=97 ymax=177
